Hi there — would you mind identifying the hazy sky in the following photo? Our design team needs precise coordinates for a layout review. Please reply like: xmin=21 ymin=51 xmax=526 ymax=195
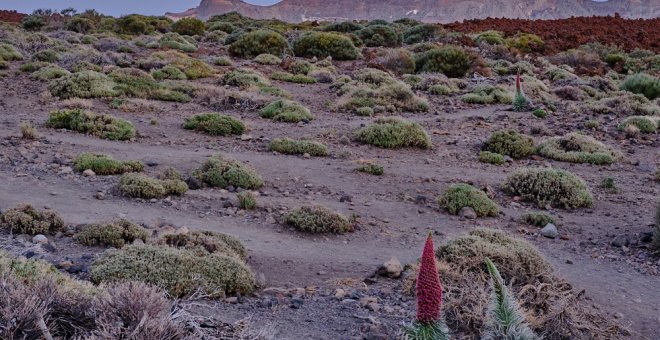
xmin=1 ymin=0 xmax=282 ymax=16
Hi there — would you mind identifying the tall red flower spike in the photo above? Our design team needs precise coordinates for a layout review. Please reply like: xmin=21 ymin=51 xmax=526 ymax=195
xmin=515 ymin=70 xmax=522 ymax=93
xmin=416 ymin=232 xmax=443 ymax=323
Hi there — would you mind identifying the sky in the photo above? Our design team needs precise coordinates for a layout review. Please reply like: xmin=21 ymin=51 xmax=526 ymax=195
xmin=1 ymin=0 xmax=282 ymax=16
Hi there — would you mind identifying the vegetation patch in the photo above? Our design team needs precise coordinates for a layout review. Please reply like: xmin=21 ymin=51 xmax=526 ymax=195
xmin=585 ymin=93 xmax=659 ymax=116
xmin=618 ymin=116 xmax=659 ymax=133
xmin=478 ymin=151 xmax=505 ymax=165
xmin=237 ymin=191 xmax=257 ymax=210
xmin=356 ymin=163 xmax=384 ymax=176
xmin=192 ymin=156 xmax=263 ymax=190
xmin=284 ymin=206 xmax=353 ymax=234
xmin=109 ymin=68 xmax=191 ymax=103
xmin=269 ymin=137 xmax=328 ymax=157
xmin=414 ymin=46 xmax=471 ymax=77
xmin=118 ymin=173 xmax=188 ymax=199
xmin=536 ymin=133 xmax=620 ymax=165
xmin=260 ymin=99 xmax=314 ymax=123
xmin=0 ymin=204 xmax=64 ymax=235
xmin=30 ymin=65 xmax=70 ymax=80
xmin=151 ymin=65 xmax=187 ymax=80
xmin=75 ymin=219 xmax=148 ymax=248
xmin=74 ymin=153 xmax=144 ymax=175
xmin=482 ymin=129 xmax=535 ymax=159
xmin=355 ymin=117 xmax=431 ymax=149
xmin=49 ymin=71 xmax=119 ymax=99
xmin=221 ymin=68 xmax=270 ymax=88
xmin=253 ymin=53 xmax=281 ymax=65
xmin=271 ymin=71 xmax=317 ymax=84
xmin=520 ymin=212 xmax=555 ymax=227
xmin=0 ymin=43 xmax=23 ymax=61
xmin=46 ymin=109 xmax=136 ymax=141
xmin=293 ymin=31 xmax=359 ymax=60
xmin=160 ymin=229 xmax=247 ymax=261
xmin=437 ymin=183 xmax=499 ymax=217
xmin=503 ymin=168 xmax=593 ymax=209
xmin=356 ymin=24 xmax=402 ymax=47
xmin=228 ymin=29 xmax=288 ymax=58
xmin=619 ymin=73 xmax=659 ymax=100
xmin=461 ymin=85 xmax=512 ymax=104
xmin=182 ymin=113 xmax=246 ymax=136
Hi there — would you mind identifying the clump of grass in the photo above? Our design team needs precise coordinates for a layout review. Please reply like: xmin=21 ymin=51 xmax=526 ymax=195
xmin=520 ymin=212 xmax=555 ymax=227
xmin=357 ymin=163 xmax=384 ymax=176
xmin=284 ymin=206 xmax=353 ymax=234
xmin=483 ymin=130 xmax=535 ymax=159
xmin=355 ymin=117 xmax=431 ymax=149
xmin=74 ymin=219 xmax=149 ymax=248
xmin=140 ymin=51 xmax=214 ymax=80
xmin=49 ymin=71 xmax=119 ymax=99
xmin=0 ymin=43 xmax=24 ymax=61
xmin=536 ymin=133 xmax=620 ymax=165
xmin=479 ymin=151 xmax=505 ymax=165
xmin=45 ymin=109 xmax=136 ymax=141
xmin=90 ymin=244 xmax=254 ymax=298
xmin=118 ymin=173 xmax=188 ymax=199
xmin=109 ymin=68 xmax=191 ymax=103
xmin=20 ymin=121 xmax=38 ymax=140
xmin=599 ymin=177 xmax=617 ymax=192
xmin=503 ymin=168 xmax=593 ymax=209
xmin=271 ymin=71 xmax=317 ymax=84
xmin=437 ymin=183 xmax=500 ymax=217
xmin=182 ymin=113 xmax=246 ymax=136
xmin=260 ymin=99 xmax=314 ymax=123
xmin=0 ymin=204 xmax=64 ymax=235
xmin=532 ymin=108 xmax=547 ymax=119
xmin=153 ymin=32 xmax=197 ymax=52
xmin=192 ymin=156 xmax=263 ymax=190
xmin=269 ymin=138 xmax=328 ymax=157
xmin=74 ymin=153 xmax=144 ymax=175
xmin=618 ymin=116 xmax=659 ymax=134
xmin=237 ymin=191 xmax=257 ymax=210
xmin=585 ymin=93 xmax=659 ymax=116
xmin=462 ymin=85 xmax=512 ymax=104
xmin=253 ymin=53 xmax=281 ymax=65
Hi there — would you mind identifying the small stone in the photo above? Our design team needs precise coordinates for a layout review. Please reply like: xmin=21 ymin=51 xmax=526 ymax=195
xmin=303 ymin=153 xmax=311 ymax=159
xmin=82 ymin=169 xmax=96 ymax=177
xmin=266 ymin=216 xmax=276 ymax=224
xmin=359 ymin=297 xmax=378 ymax=308
xmin=58 ymin=166 xmax=73 ymax=175
xmin=611 ymin=234 xmax=630 ymax=248
xmin=334 ymin=288 xmax=346 ymax=299
xmin=565 ymin=259 xmax=574 ymax=264
xmin=377 ymin=257 xmax=403 ymax=278
xmin=186 ymin=177 xmax=203 ymax=190
xmin=240 ymin=134 xmax=253 ymax=141
xmin=458 ymin=207 xmax=477 ymax=220
xmin=339 ymin=194 xmax=353 ymax=203
xmin=540 ymin=223 xmax=558 ymax=239
xmin=32 ymin=234 xmax=48 ymax=244
xmin=95 ymin=192 xmax=106 ymax=200
xmin=225 ymin=297 xmax=238 ymax=304
xmin=290 ymin=297 xmax=304 ymax=309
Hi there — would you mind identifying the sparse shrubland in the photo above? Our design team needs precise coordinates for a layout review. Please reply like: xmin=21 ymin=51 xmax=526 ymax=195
xmin=503 ymin=168 xmax=593 ymax=209
xmin=74 ymin=153 xmax=144 ymax=175
xmin=355 ymin=117 xmax=431 ymax=149
xmin=437 ymin=183 xmax=499 ymax=217
xmin=284 ymin=206 xmax=353 ymax=234
xmin=269 ymin=137 xmax=328 ymax=157
xmin=46 ymin=109 xmax=136 ymax=141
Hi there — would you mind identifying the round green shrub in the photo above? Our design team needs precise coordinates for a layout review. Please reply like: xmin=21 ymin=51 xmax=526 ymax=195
xmin=618 ymin=116 xmax=659 ymax=133
xmin=403 ymin=24 xmax=441 ymax=44
xmin=320 ymin=21 xmax=364 ymax=33
xmin=357 ymin=25 xmax=402 ymax=47
xmin=74 ymin=219 xmax=148 ymax=248
xmin=474 ymin=30 xmax=505 ymax=45
xmin=253 ymin=53 xmax=282 ymax=65
xmin=506 ymin=33 xmax=545 ymax=53
xmin=619 ymin=73 xmax=659 ymax=100
xmin=118 ymin=173 xmax=187 ymax=199
xmin=260 ymin=100 xmax=313 ymax=123
xmin=49 ymin=71 xmax=119 ymax=99
xmin=437 ymin=183 xmax=500 ymax=217
xmin=0 ymin=204 xmax=64 ymax=235
xmin=74 ymin=153 xmax=144 ymax=175
xmin=182 ymin=113 xmax=245 ymax=136
xmin=45 ymin=109 xmax=135 ymax=141
xmin=502 ymin=168 xmax=593 ymax=209
xmin=414 ymin=46 xmax=471 ymax=78
xmin=284 ymin=206 xmax=352 ymax=234
xmin=354 ymin=117 xmax=431 ymax=149
xmin=269 ymin=138 xmax=328 ymax=157
xmin=192 ymin=156 xmax=263 ymax=190
xmin=228 ymin=30 xmax=288 ymax=58
xmin=536 ymin=133 xmax=620 ymax=165
xmin=172 ymin=17 xmax=205 ymax=36
xmin=520 ymin=212 xmax=555 ymax=228
xmin=293 ymin=32 xmax=359 ymax=61
xmin=478 ymin=151 xmax=505 ymax=165
xmin=483 ymin=130 xmax=535 ymax=159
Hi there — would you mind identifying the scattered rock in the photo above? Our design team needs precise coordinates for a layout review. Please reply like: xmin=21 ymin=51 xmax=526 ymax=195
xmin=458 ymin=207 xmax=477 ymax=220
xmin=540 ymin=223 xmax=558 ymax=239
xmin=377 ymin=257 xmax=402 ymax=278
xmin=340 ymin=194 xmax=353 ymax=203
xmin=334 ymin=288 xmax=346 ymax=299
xmin=611 ymin=234 xmax=630 ymax=248
xmin=32 ymin=234 xmax=48 ymax=244
xmin=82 ymin=169 xmax=96 ymax=177
xmin=290 ymin=297 xmax=304 ymax=309
xmin=94 ymin=191 xmax=106 ymax=200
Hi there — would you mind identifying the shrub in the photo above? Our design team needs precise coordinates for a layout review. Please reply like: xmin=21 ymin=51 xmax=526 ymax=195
xmin=284 ymin=206 xmax=352 ymax=234
xmin=532 ymin=108 xmax=547 ymax=118
xmin=438 ymin=183 xmax=499 ymax=217
xmin=117 ymin=15 xmax=149 ymax=35
xmin=229 ymin=30 xmax=288 ymax=58
xmin=109 ymin=68 xmax=191 ymax=103
xmin=536 ymin=133 xmax=620 ymax=165
xmin=30 ymin=66 xmax=70 ymax=80
xmin=214 ymin=56 xmax=232 ymax=66
xmin=118 ymin=173 xmax=188 ymax=199
xmin=415 ymin=46 xmax=471 ymax=77
xmin=142 ymin=51 xmax=213 ymax=79
xmin=19 ymin=61 xmax=51 ymax=73
xmin=271 ymin=71 xmax=317 ymax=84
xmin=49 ymin=71 xmax=119 ymax=99
xmin=293 ymin=32 xmax=359 ymax=60
xmin=269 ymin=137 xmax=328 ymax=157
xmin=336 ymin=69 xmax=428 ymax=112
xmin=253 ymin=53 xmax=281 ymax=65
xmin=159 ymin=229 xmax=247 ymax=261
xmin=520 ymin=212 xmax=555 ymax=227
xmin=221 ymin=68 xmax=270 ymax=88
xmin=182 ymin=113 xmax=245 ymax=136
xmin=192 ymin=156 xmax=263 ymax=190
xmin=506 ymin=33 xmax=545 ymax=53
xmin=260 ymin=99 xmax=313 ymax=123
xmin=483 ymin=130 xmax=534 ymax=159
xmin=46 ymin=109 xmax=136 ymax=141
xmin=479 ymin=151 xmax=505 ymax=165
xmin=20 ymin=122 xmax=38 ymax=140
xmin=90 ymin=245 xmax=254 ymax=298
xmin=585 ymin=93 xmax=659 ymax=116
xmin=461 ymin=85 xmax=512 ymax=104
xmin=355 ymin=117 xmax=431 ymax=149
xmin=66 ymin=16 xmax=94 ymax=33
xmin=320 ymin=21 xmax=364 ymax=33
xmin=32 ymin=49 xmax=59 ymax=62
xmin=75 ymin=219 xmax=148 ymax=248
xmin=474 ymin=30 xmax=505 ymax=45
xmin=376 ymin=49 xmax=416 ymax=75
xmin=0 ymin=43 xmax=23 ymax=61
xmin=237 ymin=191 xmax=257 ymax=210
xmin=156 ymin=33 xmax=197 ymax=52
xmin=0 ymin=204 xmax=64 ymax=235
xmin=357 ymin=25 xmax=401 ymax=47
xmin=403 ymin=24 xmax=441 ymax=44
xmin=356 ymin=107 xmax=374 ymax=116
xmin=357 ymin=163 xmax=384 ymax=176
xmin=172 ymin=17 xmax=205 ymax=36
xmin=503 ymin=168 xmax=593 ymax=209
xmin=151 ymin=65 xmax=187 ymax=80
xmin=618 ymin=116 xmax=659 ymax=133
xmin=619 ymin=73 xmax=659 ymax=100
xmin=21 ymin=15 xmax=46 ymax=31
xmin=74 ymin=153 xmax=143 ymax=175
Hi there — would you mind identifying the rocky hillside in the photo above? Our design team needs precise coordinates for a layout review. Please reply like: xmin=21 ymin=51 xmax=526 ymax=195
xmin=166 ymin=0 xmax=659 ymax=22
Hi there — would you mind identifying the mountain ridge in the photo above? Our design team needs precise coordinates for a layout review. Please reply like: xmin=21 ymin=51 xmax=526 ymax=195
xmin=166 ymin=0 xmax=659 ymax=23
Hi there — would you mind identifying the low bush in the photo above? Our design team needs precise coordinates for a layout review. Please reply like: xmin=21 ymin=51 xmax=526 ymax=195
xmin=284 ymin=206 xmax=352 ymax=234
xmin=483 ymin=130 xmax=534 ymax=159
xmin=46 ymin=109 xmax=136 ymax=141
xmin=376 ymin=49 xmax=415 ymax=75
xmin=619 ymin=73 xmax=659 ymax=100
xmin=585 ymin=92 xmax=659 ymax=116
xmin=617 ymin=116 xmax=659 ymax=133
xmin=75 ymin=219 xmax=148 ymax=248
xmin=536 ymin=133 xmax=620 ymax=165
xmin=0 ymin=204 xmax=64 ymax=235
xmin=335 ymin=69 xmax=428 ymax=112
xmin=20 ymin=122 xmax=38 ymax=140
xmin=182 ymin=113 xmax=246 ymax=136
xmin=357 ymin=25 xmax=402 ymax=47
xmin=532 ymin=108 xmax=547 ymax=118
xmin=214 ymin=56 xmax=232 ymax=66
xmin=355 ymin=117 xmax=431 ymax=149
xmin=478 ymin=151 xmax=505 ymax=165
xmin=74 ymin=153 xmax=144 ymax=175
xmin=437 ymin=183 xmax=499 ymax=217
xmin=260 ymin=99 xmax=314 ymax=123
xmin=221 ymin=68 xmax=270 ymax=88
xmin=461 ymin=85 xmax=512 ymax=104
xmin=520 ymin=212 xmax=555 ymax=227
xmin=160 ymin=229 xmax=247 ymax=260
xmin=293 ymin=32 xmax=359 ymax=60
xmin=356 ymin=163 xmax=384 ymax=176
xmin=109 ymin=68 xmax=191 ymax=103
xmin=0 ymin=43 xmax=23 ymax=61
xmin=253 ymin=53 xmax=281 ymax=65
xmin=403 ymin=24 xmax=442 ymax=44
xmin=229 ymin=29 xmax=288 ymax=58
xmin=171 ymin=17 xmax=205 ymax=36
xmin=30 ymin=65 xmax=70 ymax=80
xmin=502 ymin=168 xmax=593 ymax=209
xmin=118 ymin=173 xmax=188 ymax=199
xmin=271 ymin=71 xmax=317 ymax=84
xmin=237 ymin=191 xmax=257 ymax=210
xmin=192 ymin=156 xmax=263 ymax=190
xmin=506 ymin=33 xmax=545 ymax=53
xmin=90 ymin=244 xmax=254 ymax=298
xmin=320 ymin=21 xmax=364 ymax=33
xmin=269 ymin=137 xmax=328 ymax=157
xmin=49 ymin=71 xmax=119 ymax=99
xmin=151 ymin=65 xmax=187 ymax=80
xmin=414 ymin=46 xmax=471 ymax=77
xmin=474 ymin=30 xmax=505 ymax=45
xmin=154 ymin=33 xmax=197 ymax=52
xmin=141 ymin=51 xmax=214 ymax=80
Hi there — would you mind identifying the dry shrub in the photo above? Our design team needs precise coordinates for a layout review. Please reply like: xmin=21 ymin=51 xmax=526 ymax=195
xmin=59 ymin=98 xmax=93 ymax=110
xmin=404 ymin=229 xmax=628 ymax=339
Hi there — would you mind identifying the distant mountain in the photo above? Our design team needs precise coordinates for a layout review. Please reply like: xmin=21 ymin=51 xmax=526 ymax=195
xmin=166 ymin=0 xmax=659 ymax=23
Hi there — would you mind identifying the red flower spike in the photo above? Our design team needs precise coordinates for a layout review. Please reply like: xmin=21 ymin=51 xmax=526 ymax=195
xmin=515 ymin=71 xmax=521 ymax=93
xmin=415 ymin=232 xmax=443 ymax=323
